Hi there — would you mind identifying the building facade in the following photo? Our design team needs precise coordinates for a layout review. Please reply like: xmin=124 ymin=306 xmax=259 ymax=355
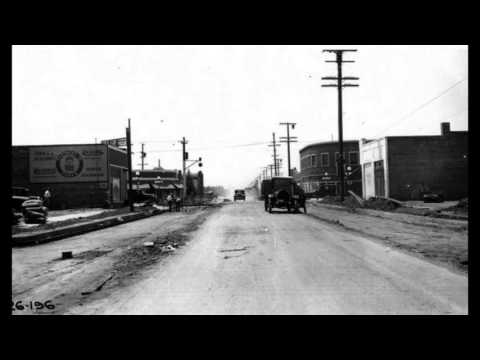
xmin=12 ymin=144 xmax=129 ymax=209
xmin=359 ymin=122 xmax=468 ymax=200
xmin=132 ymin=167 xmax=204 ymax=201
xmin=132 ymin=168 xmax=183 ymax=201
xmin=298 ymin=140 xmax=362 ymax=197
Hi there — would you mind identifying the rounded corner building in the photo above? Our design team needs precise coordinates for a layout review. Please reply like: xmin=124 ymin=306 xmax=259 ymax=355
xmin=298 ymin=140 xmax=362 ymax=197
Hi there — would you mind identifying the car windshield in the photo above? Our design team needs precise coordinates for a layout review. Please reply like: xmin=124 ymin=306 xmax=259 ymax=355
xmin=235 ymin=190 xmax=245 ymax=194
xmin=272 ymin=178 xmax=292 ymax=190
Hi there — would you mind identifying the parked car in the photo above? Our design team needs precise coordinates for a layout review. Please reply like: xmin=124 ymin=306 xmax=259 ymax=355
xmin=264 ymin=176 xmax=306 ymax=214
xmin=12 ymin=187 xmax=40 ymax=212
xmin=234 ymin=189 xmax=246 ymax=201
xmin=21 ymin=198 xmax=48 ymax=224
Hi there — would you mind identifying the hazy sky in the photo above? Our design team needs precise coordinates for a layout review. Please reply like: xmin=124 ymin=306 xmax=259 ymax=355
xmin=12 ymin=45 xmax=468 ymax=188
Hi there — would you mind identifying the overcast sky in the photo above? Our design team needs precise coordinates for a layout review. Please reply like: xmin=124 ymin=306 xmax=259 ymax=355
xmin=12 ymin=45 xmax=468 ymax=189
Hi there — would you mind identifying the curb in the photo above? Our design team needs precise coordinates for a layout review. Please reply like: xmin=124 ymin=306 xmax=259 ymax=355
xmin=12 ymin=209 xmax=167 ymax=247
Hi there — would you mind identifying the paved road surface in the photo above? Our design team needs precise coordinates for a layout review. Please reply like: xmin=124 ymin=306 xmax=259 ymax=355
xmin=69 ymin=199 xmax=468 ymax=315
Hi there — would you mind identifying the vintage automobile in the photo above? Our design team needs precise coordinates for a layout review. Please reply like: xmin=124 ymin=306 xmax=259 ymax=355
xmin=21 ymin=198 xmax=48 ymax=224
xmin=234 ymin=189 xmax=246 ymax=201
xmin=12 ymin=187 xmax=41 ymax=212
xmin=264 ymin=176 xmax=306 ymax=214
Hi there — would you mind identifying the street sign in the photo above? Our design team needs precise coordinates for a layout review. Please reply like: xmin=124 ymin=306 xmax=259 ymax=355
xmin=101 ymin=137 xmax=127 ymax=148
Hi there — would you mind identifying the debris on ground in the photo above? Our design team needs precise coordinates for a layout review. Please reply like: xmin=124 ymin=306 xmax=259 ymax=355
xmin=62 ymin=251 xmax=73 ymax=259
xmin=161 ymin=245 xmax=175 ymax=253
xmin=81 ymin=273 xmax=115 ymax=296
xmin=364 ymin=196 xmax=402 ymax=211
xmin=143 ymin=242 xmax=154 ymax=247
xmin=348 ymin=191 xmax=365 ymax=207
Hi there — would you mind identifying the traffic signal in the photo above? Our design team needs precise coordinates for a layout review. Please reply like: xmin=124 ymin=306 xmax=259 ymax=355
xmin=184 ymin=152 xmax=189 ymax=160
xmin=344 ymin=164 xmax=355 ymax=177
xmin=199 ymin=162 xmax=203 ymax=167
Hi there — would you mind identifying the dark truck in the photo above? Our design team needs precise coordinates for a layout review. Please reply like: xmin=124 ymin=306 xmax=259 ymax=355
xmin=262 ymin=176 xmax=306 ymax=214
xmin=234 ymin=189 xmax=246 ymax=201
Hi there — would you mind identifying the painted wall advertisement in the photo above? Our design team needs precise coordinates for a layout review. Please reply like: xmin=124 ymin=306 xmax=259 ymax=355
xmin=29 ymin=145 xmax=107 ymax=183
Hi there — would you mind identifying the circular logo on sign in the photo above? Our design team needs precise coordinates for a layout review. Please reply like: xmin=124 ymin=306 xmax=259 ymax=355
xmin=56 ymin=151 xmax=84 ymax=177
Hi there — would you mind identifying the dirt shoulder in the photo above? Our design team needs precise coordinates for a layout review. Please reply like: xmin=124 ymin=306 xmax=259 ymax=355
xmin=307 ymin=202 xmax=468 ymax=274
xmin=12 ymin=205 xmax=221 ymax=315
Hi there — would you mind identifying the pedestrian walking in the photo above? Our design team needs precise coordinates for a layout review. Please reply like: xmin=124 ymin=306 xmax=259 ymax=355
xmin=43 ymin=188 xmax=51 ymax=208
xmin=175 ymin=196 xmax=182 ymax=212
xmin=166 ymin=193 xmax=173 ymax=212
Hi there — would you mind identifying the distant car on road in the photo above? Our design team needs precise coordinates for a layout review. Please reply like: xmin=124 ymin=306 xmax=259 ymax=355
xmin=264 ymin=176 xmax=306 ymax=214
xmin=234 ymin=189 xmax=246 ymax=201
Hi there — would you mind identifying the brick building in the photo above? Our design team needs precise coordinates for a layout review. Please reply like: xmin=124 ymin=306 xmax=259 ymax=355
xmin=359 ymin=122 xmax=468 ymax=200
xmin=12 ymin=144 xmax=129 ymax=209
xmin=298 ymin=140 xmax=362 ymax=197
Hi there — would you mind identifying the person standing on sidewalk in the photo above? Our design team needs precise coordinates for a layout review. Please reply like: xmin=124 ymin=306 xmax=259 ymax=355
xmin=166 ymin=193 xmax=173 ymax=212
xmin=43 ymin=188 xmax=51 ymax=208
xmin=175 ymin=196 xmax=182 ymax=212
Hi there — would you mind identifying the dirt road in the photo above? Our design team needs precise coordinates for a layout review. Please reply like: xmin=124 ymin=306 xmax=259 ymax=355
xmin=66 ymin=199 xmax=468 ymax=315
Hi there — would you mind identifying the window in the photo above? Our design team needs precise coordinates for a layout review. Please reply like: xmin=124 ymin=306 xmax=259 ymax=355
xmin=349 ymin=151 xmax=359 ymax=165
xmin=311 ymin=155 xmax=317 ymax=167
xmin=321 ymin=153 xmax=329 ymax=167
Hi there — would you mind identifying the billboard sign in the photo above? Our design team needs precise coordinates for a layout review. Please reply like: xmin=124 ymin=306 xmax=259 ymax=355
xmin=29 ymin=145 xmax=107 ymax=183
xmin=101 ymin=137 xmax=127 ymax=148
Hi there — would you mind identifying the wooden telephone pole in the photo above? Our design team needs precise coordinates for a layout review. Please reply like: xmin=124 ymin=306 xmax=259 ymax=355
xmin=279 ymin=122 xmax=297 ymax=177
xmin=322 ymin=49 xmax=359 ymax=202
xmin=268 ymin=132 xmax=281 ymax=176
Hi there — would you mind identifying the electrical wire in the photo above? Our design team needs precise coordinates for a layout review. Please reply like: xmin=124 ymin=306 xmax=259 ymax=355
xmin=372 ymin=77 xmax=467 ymax=138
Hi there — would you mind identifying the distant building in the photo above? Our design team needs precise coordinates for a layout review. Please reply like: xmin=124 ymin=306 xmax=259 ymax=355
xmin=132 ymin=168 xmax=183 ymax=201
xmin=359 ymin=122 xmax=468 ymax=200
xmin=298 ymin=140 xmax=362 ymax=197
xmin=12 ymin=143 xmax=129 ymax=209
xmin=132 ymin=166 xmax=204 ymax=201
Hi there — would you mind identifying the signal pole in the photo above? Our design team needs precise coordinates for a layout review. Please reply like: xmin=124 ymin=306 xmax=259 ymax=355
xmin=179 ymin=137 xmax=188 ymax=199
xmin=322 ymin=49 xmax=359 ymax=202
xmin=279 ymin=122 xmax=297 ymax=177
xmin=268 ymin=132 xmax=281 ymax=176
xmin=140 ymin=143 xmax=147 ymax=171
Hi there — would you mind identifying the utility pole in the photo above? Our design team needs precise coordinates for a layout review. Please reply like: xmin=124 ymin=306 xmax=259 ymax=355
xmin=179 ymin=137 xmax=188 ymax=200
xmin=322 ymin=49 xmax=359 ymax=202
xmin=279 ymin=122 xmax=298 ymax=177
xmin=126 ymin=118 xmax=134 ymax=212
xmin=268 ymin=132 xmax=281 ymax=176
xmin=140 ymin=143 xmax=147 ymax=171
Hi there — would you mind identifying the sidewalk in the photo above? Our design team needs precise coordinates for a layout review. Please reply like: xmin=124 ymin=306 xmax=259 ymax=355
xmin=12 ymin=205 xmax=168 ymax=247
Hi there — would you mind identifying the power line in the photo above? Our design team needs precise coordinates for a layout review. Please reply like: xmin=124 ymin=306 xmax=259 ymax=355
xmin=373 ymin=77 xmax=467 ymax=138
xmin=146 ymin=141 xmax=270 ymax=153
